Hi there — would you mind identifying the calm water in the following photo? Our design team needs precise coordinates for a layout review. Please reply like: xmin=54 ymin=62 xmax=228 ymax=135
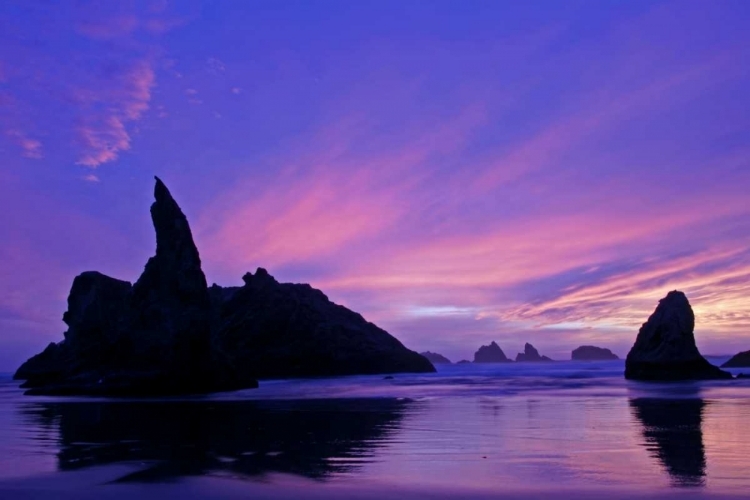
xmin=1 ymin=359 xmax=750 ymax=499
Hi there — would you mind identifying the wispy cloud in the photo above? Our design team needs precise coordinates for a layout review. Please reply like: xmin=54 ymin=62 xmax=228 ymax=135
xmin=5 ymin=130 xmax=42 ymax=159
xmin=75 ymin=61 xmax=156 ymax=167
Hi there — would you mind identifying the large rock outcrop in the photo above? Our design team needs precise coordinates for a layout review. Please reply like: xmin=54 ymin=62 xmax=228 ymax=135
xmin=210 ymin=269 xmax=434 ymax=379
xmin=15 ymin=177 xmax=434 ymax=395
xmin=473 ymin=341 xmax=511 ymax=363
xmin=515 ymin=343 xmax=552 ymax=362
xmin=572 ymin=345 xmax=619 ymax=361
xmin=625 ymin=291 xmax=731 ymax=381
xmin=721 ymin=350 xmax=750 ymax=368
xmin=420 ymin=351 xmax=452 ymax=364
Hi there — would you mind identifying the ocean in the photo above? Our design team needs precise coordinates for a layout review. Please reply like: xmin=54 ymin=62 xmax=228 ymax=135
xmin=1 ymin=359 xmax=749 ymax=499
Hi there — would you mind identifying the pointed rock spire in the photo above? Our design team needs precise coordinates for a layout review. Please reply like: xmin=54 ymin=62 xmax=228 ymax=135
xmin=130 ymin=177 xmax=212 ymax=388
xmin=134 ymin=176 xmax=207 ymax=300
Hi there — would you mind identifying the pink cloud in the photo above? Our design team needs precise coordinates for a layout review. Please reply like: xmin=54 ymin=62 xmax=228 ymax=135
xmin=75 ymin=61 xmax=155 ymax=167
xmin=5 ymin=130 xmax=43 ymax=159
xmin=196 ymin=106 xmax=487 ymax=275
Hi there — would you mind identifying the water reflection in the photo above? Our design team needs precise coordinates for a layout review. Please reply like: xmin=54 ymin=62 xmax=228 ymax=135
xmin=19 ymin=398 xmax=410 ymax=483
xmin=629 ymin=398 xmax=707 ymax=487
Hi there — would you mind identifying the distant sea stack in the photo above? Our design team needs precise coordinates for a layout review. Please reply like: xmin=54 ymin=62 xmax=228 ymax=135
xmin=14 ymin=177 xmax=434 ymax=396
xmin=721 ymin=350 xmax=750 ymax=368
xmin=571 ymin=346 xmax=619 ymax=361
xmin=515 ymin=343 xmax=552 ymax=362
xmin=624 ymin=291 xmax=731 ymax=381
xmin=420 ymin=352 xmax=452 ymax=364
xmin=473 ymin=342 xmax=511 ymax=363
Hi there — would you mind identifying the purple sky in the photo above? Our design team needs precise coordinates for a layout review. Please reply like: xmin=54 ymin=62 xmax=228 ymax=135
xmin=1 ymin=0 xmax=749 ymax=369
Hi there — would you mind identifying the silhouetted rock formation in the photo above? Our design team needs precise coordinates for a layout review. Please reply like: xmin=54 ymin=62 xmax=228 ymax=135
xmin=721 ymin=350 xmax=750 ymax=368
xmin=515 ymin=343 xmax=552 ymax=362
xmin=571 ymin=345 xmax=619 ymax=361
xmin=457 ymin=359 xmax=471 ymax=364
xmin=625 ymin=291 xmax=731 ymax=381
xmin=15 ymin=177 xmax=433 ymax=395
xmin=20 ymin=398 xmax=410 ymax=482
xmin=210 ymin=269 xmax=434 ymax=379
xmin=473 ymin=341 xmax=511 ymax=363
xmin=420 ymin=351 xmax=452 ymax=364
xmin=737 ymin=373 xmax=750 ymax=379
xmin=630 ymin=398 xmax=707 ymax=487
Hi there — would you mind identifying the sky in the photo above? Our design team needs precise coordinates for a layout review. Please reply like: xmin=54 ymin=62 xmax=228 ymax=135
xmin=1 ymin=0 xmax=749 ymax=369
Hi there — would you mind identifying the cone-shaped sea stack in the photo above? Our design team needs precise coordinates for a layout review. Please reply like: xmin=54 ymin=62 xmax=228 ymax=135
xmin=721 ymin=350 xmax=750 ymax=368
xmin=625 ymin=291 xmax=731 ymax=381
xmin=473 ymin=341 xmax=511 ymax=363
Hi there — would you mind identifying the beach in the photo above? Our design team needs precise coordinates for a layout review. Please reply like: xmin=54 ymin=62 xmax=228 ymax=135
xmin=2 ymin=360 xmax=749 ymax=499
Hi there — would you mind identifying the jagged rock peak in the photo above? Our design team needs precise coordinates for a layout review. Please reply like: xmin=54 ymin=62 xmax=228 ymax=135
xmin=625 ymin=290 xmax=731 ymax=380
xmin=515 ymin=343 xmax=552 ymax=362
xmin=474 ymin=341 xmax=511 ymax=363
xmin=242 ymin=267 xmax=277 ymax=286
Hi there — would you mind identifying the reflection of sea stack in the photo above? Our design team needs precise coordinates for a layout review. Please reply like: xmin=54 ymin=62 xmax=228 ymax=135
xmin=420 ymin=351 xmax=452 ymax=364
xmin=515 ymin=343 xmax=552 ymax=362
xmin=625 ymin=291 xmax=731 ymax=380
xmin=571 ymin=345 xmax=619 ymax=361
xmin=474 ymin=342 xmax=511 ymax=363
xmin=14 ymin=177 xmax=434 ymax=396
xmin=629 ymin=398 xmax=707 ymax=487
xmin=21 ymin=399 xmax=410 ymax=482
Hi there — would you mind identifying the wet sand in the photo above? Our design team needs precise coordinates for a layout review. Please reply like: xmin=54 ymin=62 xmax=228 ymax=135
xmin=1 ymin=360 xmax=750 ymax=498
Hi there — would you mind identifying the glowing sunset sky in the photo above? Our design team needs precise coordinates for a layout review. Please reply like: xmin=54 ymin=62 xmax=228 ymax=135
xmin=1 ymin=1 xmax=749 ymax=369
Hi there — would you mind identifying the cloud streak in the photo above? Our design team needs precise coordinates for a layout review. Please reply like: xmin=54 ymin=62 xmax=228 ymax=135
xmin=75 ymin=61 xmax=156 ymax=168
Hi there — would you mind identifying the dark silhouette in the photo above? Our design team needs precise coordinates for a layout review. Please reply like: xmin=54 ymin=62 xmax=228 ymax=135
xmin=629 ymin=398 xmax=707 ymax=487
xmin=473 ymin=341 xmax=511 ymax=363
xmin=14 ymin=177 xmax=434 ymax=396
xmin=456 ymin=359 xmax=471 ymax=364
xmin=19 ymin=398 xmax=411 ymax=483
xmin=420 ymin=351 xmax=452 ymax=364
xmin=515 ymin=343 xmax=552 ymax=362
xmin=213 ymin=268 xmax=434 ymax=380
xmin=721 ymin=350 xmax=750 ymax=368
xmin=571 ymin=345 xmax=619 ymax=361
xmin=625 ymin=291 xmax=731 ymax=381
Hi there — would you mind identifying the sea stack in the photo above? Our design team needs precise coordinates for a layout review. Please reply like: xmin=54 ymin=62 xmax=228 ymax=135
xmin=571 ymin=346 xmax=619 ymax=361
xmin=515 ymin=343 xmax=552 ymax=362
xmin=721 ymin=350 xmax=750 ymax=368
xmin=420 ymin=352 xmax=452 ymax=364
xmin=15 ymin=177 xmax=434 ymax=395
xmin=624 ymin=291 xmax=731 ymax=381
xmin=473 ymin=342 xmax=511 ymax=363
xmin=14 ymin=178 xmax=249 ymax=395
